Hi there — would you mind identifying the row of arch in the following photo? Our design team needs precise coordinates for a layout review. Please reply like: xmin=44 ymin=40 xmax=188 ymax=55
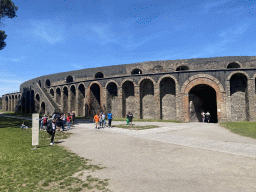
xmin=37 ymin=62 xmax=242 ymax=88
xmin=4 ymin=70 xmax=254 ymax=122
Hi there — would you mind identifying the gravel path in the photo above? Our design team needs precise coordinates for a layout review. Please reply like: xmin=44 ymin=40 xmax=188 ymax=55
xmin=59 ymin=121 xmax=256 ymax=192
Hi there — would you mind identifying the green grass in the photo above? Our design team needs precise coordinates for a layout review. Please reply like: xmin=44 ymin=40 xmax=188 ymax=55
xmin=112 ymin=124 xmax=159 ymax=130
xmin=219 ymin=121 xmax=256 ymax=139
xmin=0 ymin=117 xmax=110 ymax=191
xmin=113 ymin=118 xmax=183 ymax=123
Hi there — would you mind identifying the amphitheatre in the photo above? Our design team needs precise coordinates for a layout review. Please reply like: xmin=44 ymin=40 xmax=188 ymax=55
xmin=2 ymin=56 xmax=256 ymax=122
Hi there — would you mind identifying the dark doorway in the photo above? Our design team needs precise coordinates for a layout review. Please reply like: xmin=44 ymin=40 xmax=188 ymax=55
xmin=89 ymin=83 xmax=101 ymax=116
xmin=189 ymin=84 xmax=217 ymax=123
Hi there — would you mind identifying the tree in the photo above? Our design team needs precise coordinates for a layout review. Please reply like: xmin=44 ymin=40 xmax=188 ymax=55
xmin=0 ymin=0 xmax=18 ymax=50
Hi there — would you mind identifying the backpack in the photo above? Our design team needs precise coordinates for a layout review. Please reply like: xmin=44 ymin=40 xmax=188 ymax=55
xmin=43 ymin=118 xmax=47 ymax=124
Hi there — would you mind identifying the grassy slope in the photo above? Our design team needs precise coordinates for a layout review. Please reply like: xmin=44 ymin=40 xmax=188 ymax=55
xmin=219 ymin=121 xmax=256 ymax=139
xmin=0 ymin=117 xmax=109 ymax=191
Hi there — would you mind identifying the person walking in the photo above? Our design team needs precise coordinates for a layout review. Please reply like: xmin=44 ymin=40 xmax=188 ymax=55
xmin=47 ymin=118 xmax=56 ymax=146
xmin=102 ymin=112 xmax=106 ymax=128
xmin=99 ymin=112 xmax=103 ymax=128
xmin=205 ymin=111 xmax=211 ymax=123
xmin=94 ymin=113 xmax=100 ymax=129
xmin=201 ymin=111 xmax=205 ymax=122
xmin=42 ymin=114 xmax=48 ymax=131
xmin=107 ymin=111 xmax=112 ymax=128
xmin=128 ymin=112 xmax=133 ymax=126
xmin=61 ymin=113 xmax=66 ymax=131
xmin=66 ymin=113 xmax=72 ymax=130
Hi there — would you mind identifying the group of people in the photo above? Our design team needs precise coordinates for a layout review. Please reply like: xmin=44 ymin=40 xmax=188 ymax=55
xmin=41 ymin=112 xmax=75 ymax=146
xmin=94 ymin=111 xmax=112 ymax=129
xmin=201 ymin=111 xmax=211 ymax=123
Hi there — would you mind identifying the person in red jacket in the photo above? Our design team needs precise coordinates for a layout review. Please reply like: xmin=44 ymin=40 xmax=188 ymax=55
xmin=66 ymin=113 xmax=72 ymax=130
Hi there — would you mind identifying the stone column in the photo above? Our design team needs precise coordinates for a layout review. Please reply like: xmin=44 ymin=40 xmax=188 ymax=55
xmin=154 ymin=85 xmax=160 ymax=119
xmin=247 ymin=78 xmax=255 ymax=121
xmin=60 ymin=88 xmax=64 ymax=113
xmin=102 ymin=87 xmax=107 ymax=113
xmin=116 ymin=87 xmax=122 ymax=118
xmin=225 ymin=80 xmax=231 ymax=121
xmin=75 ymin=88 xmax=79 ymax=117
xmin=68 ymin=90 xmax=71 ymax=113
xmin=134 ymin=85 xmax=140 ymax=119
xmin=8 ymin=96 xmax=11 ymax=112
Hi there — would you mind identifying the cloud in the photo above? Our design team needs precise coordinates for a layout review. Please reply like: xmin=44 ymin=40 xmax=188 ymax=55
xmin=30 ymin=20 xmax=64 ymax=44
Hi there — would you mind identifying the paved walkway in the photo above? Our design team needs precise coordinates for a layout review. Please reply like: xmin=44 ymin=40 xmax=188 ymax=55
xmin=59 ymin=121 xmax=256 ymax=192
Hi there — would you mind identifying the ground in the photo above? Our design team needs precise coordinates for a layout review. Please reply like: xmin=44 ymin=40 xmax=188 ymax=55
xmin=59 ymin=121 xmax=256 ymax=192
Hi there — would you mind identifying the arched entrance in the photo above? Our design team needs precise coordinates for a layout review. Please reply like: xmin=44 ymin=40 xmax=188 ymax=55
xmin=189 ymin=84 xmax=217 ymax=123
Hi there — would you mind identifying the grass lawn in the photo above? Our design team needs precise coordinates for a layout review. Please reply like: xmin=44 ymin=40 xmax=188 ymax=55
xmin=0 ymin=117 xmax=110 ymax=191
xmin=112 ymin=124 xmax=159 ymax=130
xmin=219 ymin=121 xmax=256 ymax=139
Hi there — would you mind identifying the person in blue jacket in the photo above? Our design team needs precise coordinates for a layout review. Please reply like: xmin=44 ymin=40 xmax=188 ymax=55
xmin=107 ymin=111 xmax=113 ymax=128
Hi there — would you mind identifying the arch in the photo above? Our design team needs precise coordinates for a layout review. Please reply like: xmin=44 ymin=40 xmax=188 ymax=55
xmin=89 ymin=83 xmax=102 ymax=116
xmin=40 ymin=102 xmax=46 ymax=115
xmin=159 ymin=77 xmax=176 ymax=120
xmin=176 ymin=65 xmax=189 ymax=71
xmin=122 ymin=80 xmax=135 ymax=118
xmin=158 ymin=75 xmax=179 ymax=93
xmin=131 ymin=68 xmax=142 ymax=75
xmin=38 ymin=80 xmax=41 ymax=87
xmin=138 ymin=76 xmax=156 ymax=86
xmin=106 ymin=82 xmax=118 ymax=115
xmin=182 ymin=75 xmax=225 ymax=122
xmin=50 ymin=89 xmax=54 ymax=97
xmin=5 ymin=96 xmax=8 ymax=111
xmin=78 ymin=84 xmax=85 ymax=116
xmin=63 ymin=86 xmax=69 ymax=113
xmin=189 ymin=84 xmax=217 ymax=122
xmin=140 ymin=79 xmax=154 ymax=119
xmin=181 ymin=74 xmax=225 ymax=93
xmin=227 ymin=62 xmax=241 ymax=69
xmin=35 ymin=94 xmax=40 ymax=113
xmin=56 ymin=87 xmax=61 ymax=105
xmin=105 ymin=80 xmax=119 ymax=88
xmin=45 ymin=79 xmax=51 ymax=87
xmin=66 ymin=75 xmax=73 ymax=83
xmin=230 ymin=73 xmax=248 ymax=121
xmin=70 ymin=85 xmax=76 ymax=113
xmin=95 ymin=72 xmax=104 ymax=79
xmin=121 ymin=79 xmax=137 ymax=87
xmin=227 ymin=71 xmax=249 ymax=81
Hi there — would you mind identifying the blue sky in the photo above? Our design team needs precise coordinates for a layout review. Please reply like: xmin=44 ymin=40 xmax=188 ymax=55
xmin=0 ymin=0 xmax=256 ymax=96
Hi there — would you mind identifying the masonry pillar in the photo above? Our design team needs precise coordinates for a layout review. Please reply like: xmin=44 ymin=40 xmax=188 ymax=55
xmin=68 ymin=90 xmax=71 ymax=113
xmin=75 ymin=88 xmax=79 ymax=117
xmin=154 ymin=85 xmax=160 ymax=119
xmin=225 ymin=80 xmax=231 ymax=121
xmin=116 ymin=87 xmax=122 ymax=118
xmin=247 ymin=78 xmax=255 ymax=121
xmin=8 ymin=96 xmax=11 ymax=112
xmin=134 ymin=85 xmax=140 ymax=119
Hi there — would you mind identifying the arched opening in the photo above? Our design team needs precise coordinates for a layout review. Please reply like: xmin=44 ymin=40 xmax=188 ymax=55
xmin=38 ymin=80 xmax=41 ymax=87
xmin=122 ymin=81 xmax=135 ymax=118
xmin=227 ymin=62 xmax=240 ymax=69
xmin=140 ymin=79 xmax=154 ymax=119
xmin=131 ymin=68 xmax=142 ymax=75
xmin=50 ymin=89 xmax=54 ymax=98
xmin=78 ymin=84 xmax=85 ymax=116
xmin=31 ymin=90 xmax=35 ymax=113
xmin=89 ymin=83 xmax=101 ymax=116
xmin=41 ymin=102 xmax=45 ymax=115
xmin=106 ymin=82 xmax=118 ymax=115
xmin=63 ymin=87 xmax=68 ymax=114
xmin=5 ymin=96 xmax=8 ymax=111
xmin=189 ymin=84 xmax=217 ymax=123
xmin=95 ymin=72 xmax=104 ymax=79
xmin=45 ymin=79 xmax=51 ymax=87
xmin=56 ymin=88 xmax=61 ymax=105
xmin=66 ymin=75 xmax=73 ymax=83
xmin=70 ymin=85 xmax=76 ymax=113
xmin=160 ymin=78 xmax=176 ymax=120
xmin=35 ymin=94 xmax=40 ymax=112
xmin=230 ymin=73 xmax=248 ymax=121
xmin=176 ymin=66 xmax=189 ymax=71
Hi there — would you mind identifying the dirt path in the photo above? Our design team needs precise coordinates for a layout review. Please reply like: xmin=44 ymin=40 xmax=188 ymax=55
xmin=54 ymin=121 xmax=256 ymax=191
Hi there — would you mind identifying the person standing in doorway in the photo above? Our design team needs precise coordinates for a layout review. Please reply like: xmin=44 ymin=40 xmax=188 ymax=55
xmin=205 ymin=111 xmax=211 ymax=123
xmin=107 ymin=111 xmax=113 ymax=128
xmin=201 ymin=111 xmax=205 ymax=122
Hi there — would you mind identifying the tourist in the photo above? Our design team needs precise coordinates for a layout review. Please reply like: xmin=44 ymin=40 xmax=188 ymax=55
xmin=128 ymin=112 xmax=133 ymax=126
xmin=48 ymin=118 xmax=56 ymax=146
xmin=201 ymin=111 xmax=205 ymax=122
xmin=71 ymin=111 xmax=75 ymax=125
xmin=107 ymin=111 xmax=112 ymax=128
xmin=66 ymin=113 xmax=72 ymax=130
xmin=205 ymin=111 xmax=211 ymax=123
xmin=102 ymin=112 xmax=106 ymax=128
xmin=55 ymin=112 xmax=62 ymax=131
xmin=42 ymin=114 xmax=48 ymax=131
xmin=94 ymin=113 xmax=100 ymax=129
xmin=126 ymin=112 xmax=130 ymax=125
xmin=99 ymin=112 xmax=103 ymax=128
xmin=61 ymin=113 xmax=66 ymax=131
